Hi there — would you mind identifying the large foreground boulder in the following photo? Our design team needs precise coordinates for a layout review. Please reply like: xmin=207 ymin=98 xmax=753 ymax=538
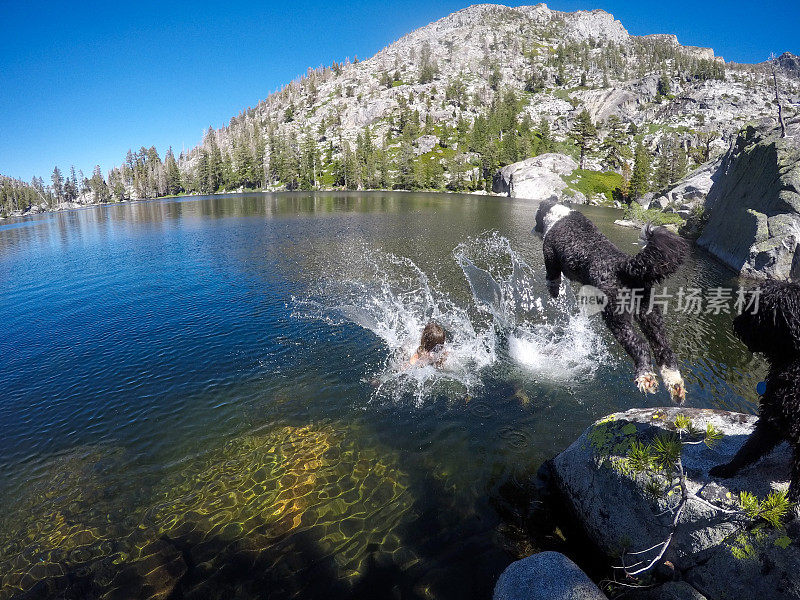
xmin=494 ymin=551 xmax=606 ymax=600
xmin=549 ymin=407 xmax=799 ymax=600
xmin=697 ymin=118 xmax=800 ymax=280
xmin=492 ymin=153 xmax=578 ymax=201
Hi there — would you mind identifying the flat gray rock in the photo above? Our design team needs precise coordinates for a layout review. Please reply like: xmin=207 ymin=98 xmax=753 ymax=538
xmin=494 ymin=551 xmax=607 ymax=600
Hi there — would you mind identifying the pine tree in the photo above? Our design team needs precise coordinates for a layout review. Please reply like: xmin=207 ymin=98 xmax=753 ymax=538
xmin=253 ymin=132 xmax=267 ymax=188
xmin=109 ymin=168 xmax=127 ymax=201
xmin=89 ymin=165 xmax=111 ymax=202
xmin=63 ymin=176 xmax=77 ymax=202
xmin=234 ymin=144 xmax=256 ymax=188
xmin=630 ymin=142 xmax=651 ymax=199
xmin=446 ymin=154 xmax=469 ymax=191
xmin=299 ymin=134 xmax=319 ymax=190
xmin=343 ymin=142 xmax=358 ymax=189
xmin=417 ymin=153 xmax=444 ymax=189
xmin=376 ymin=144 xmax=391 ymax=189
xmin=657 ymin=71 xmax=671 ymax=98
xmin=569 ymin=109 xmax=598 ymax=169
xmin=600 ymin=115 xmax=631 ymax=172
xmin=537 ymin=118 xmax=553 ymax=153
xmin=396 ymin=140 xmax=417 ymax=190
xmin=196 ymin=151 xmax=211 ymax=194
xmin=209 ymin=143 xmax=223 ymax=192
xmin=70 ymin=166 xmax=78 ymax=201
xmin=672 ymin=139 xmax=688 ymax=184
xmin=51 ymin=166 xmax=64 ymax=204
xmin=164 ymin=147 xmax=181 ymax=195
xmin=489 ymin=65 xmax=501 ymax=90
xmin=654 ymin=137 xmax=676 ymax=190
xmin=418 ymin=41 xmax=439 ymax=84
xmin=480 ymin=140 xmax=499 ymax=191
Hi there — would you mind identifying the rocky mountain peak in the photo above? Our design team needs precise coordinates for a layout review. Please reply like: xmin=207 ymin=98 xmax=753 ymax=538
xmin=777 ymin=52 xmax=800 ymax=77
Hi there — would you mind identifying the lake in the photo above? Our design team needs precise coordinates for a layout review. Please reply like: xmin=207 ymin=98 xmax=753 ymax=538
xmin=0 ymin=192 xmax=765 ymax=599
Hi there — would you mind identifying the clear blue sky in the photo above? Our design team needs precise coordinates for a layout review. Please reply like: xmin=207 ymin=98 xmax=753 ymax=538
xmin=1 ymin=0 xmax=797 ymax=182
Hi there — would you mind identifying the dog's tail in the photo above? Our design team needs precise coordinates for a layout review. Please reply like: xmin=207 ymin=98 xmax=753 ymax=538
xmin=618 ymin=224 xmax=688 ymax=288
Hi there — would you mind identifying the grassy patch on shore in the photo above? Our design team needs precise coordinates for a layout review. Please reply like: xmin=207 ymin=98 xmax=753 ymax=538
xmin=623 ymin=202 xmax=685 ymax=226
xmin=562 ymin=169 xmax=624 ymax=204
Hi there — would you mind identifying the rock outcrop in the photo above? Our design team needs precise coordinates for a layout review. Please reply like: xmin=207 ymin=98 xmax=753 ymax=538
xmin=697 ymin=119 xmax=800 ymax=280
xmin=549 ymin=407 xmax=799 ymax=600
xmin=772 ymin=52 xmax=800 ymax=78
xmin=493 ymin=551 xmax=607 ymax=600
xmin=492 ymin=153 xmax=578 ymax=201
xmin=657 ymin=156 xmax=724 ymax=211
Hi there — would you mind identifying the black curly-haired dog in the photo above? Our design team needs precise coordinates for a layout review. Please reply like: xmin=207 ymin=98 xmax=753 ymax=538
xmin=709 ymin=280 xmax=800 ymax=501
xmin=533 ymin=201 xmax=688 ymax=401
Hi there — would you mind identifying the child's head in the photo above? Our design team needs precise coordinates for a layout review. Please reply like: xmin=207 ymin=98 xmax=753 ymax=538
xmin=419 ymin=321 xmax=446 ymax=352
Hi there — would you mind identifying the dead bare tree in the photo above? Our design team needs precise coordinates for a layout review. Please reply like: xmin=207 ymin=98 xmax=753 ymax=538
xmin=770 ymin=53 xmax=787 ymax=138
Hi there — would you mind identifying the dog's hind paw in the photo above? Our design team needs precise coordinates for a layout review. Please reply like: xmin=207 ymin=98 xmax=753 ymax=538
xmin=660 ymin=367 xmax=686 ymax=404
xmin=635 ymin=372 xmax=659 ymax=394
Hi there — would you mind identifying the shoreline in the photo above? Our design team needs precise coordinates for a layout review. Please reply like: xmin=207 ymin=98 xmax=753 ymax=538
xmin=0 ymin=188 xmax=633 ymax=225
xmin=0 ymin=188 xmax=510 ymax=222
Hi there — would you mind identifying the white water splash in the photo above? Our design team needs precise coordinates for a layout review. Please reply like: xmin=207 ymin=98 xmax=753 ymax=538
xmin=293 ymin=233 xmax=612 ymax=402
xmin=454 ymin=232 xmax=610 ymax=381
xmin=292 ymin=247 xmax=495 ymax=403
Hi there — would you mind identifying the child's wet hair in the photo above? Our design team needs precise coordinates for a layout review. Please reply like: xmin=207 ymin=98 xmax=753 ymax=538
xmin=419 ymin=321 xmax=446 ymax=352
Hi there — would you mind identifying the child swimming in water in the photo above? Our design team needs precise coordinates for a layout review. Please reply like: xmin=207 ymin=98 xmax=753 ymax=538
xmin=408 ymin=321 xmax=447 ymax=368
xmin=370 ymin=320 xmax=448 ymax=386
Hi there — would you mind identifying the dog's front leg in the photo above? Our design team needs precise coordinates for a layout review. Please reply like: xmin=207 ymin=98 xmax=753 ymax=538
xmin=602 ymin=307 xmax=658 ymax=394
xmin=709 ymin=418 xmax=782 ymax=479
xmin=635 ymin=303 xmax=685 ymax=403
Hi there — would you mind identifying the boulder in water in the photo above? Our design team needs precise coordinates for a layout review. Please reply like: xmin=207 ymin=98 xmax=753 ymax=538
xmin=492 ymin=153 xmax=578 ymax=201
xmin=493 ymin=551 xmax=607 ymax=600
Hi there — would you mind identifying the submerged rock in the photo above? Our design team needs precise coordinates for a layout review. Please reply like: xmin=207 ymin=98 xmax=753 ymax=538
xmin=492 ymin=153 xmax=578 ymax=201
xmin=0 ymin=424 xmax=417 ymax=600
xmin=493 ymin=551 xmax=606 ymax=600
xmin=697 ymin=118 xmax=800 ymax=280
xmin=614 ymin=219 xmax=640 ymax=229
xmin=549 ymin=407 xmax=799 ymax=600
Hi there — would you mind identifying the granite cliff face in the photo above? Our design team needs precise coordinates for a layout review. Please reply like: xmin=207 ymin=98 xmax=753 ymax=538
xmin=697 ymin=119 xmax=800 ymax=280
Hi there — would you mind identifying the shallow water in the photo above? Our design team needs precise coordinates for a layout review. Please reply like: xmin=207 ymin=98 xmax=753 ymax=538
xmin=0 ymin=192 xmax=765 ymax=599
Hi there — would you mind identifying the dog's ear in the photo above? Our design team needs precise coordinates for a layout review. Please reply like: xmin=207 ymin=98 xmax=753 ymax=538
xmin=533 ymin=201 xmax=555 ymax=234
xmin=533 ymin=202 xmax=548 ymax=234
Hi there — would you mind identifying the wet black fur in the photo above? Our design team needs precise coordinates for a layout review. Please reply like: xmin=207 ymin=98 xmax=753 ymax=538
xmin=709 ymin=280 xmax=800 ymax=501
xmin=534 ymin=201 xmax=688 ymax=387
